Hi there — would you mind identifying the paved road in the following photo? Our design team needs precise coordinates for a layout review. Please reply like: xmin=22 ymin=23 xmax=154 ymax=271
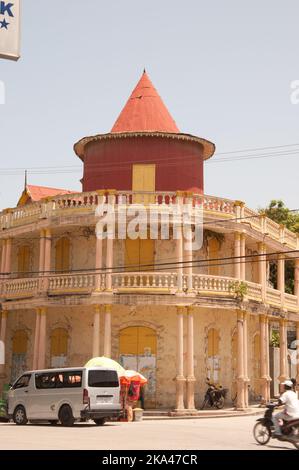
xmin=0 ymin=415 xmax=296 ymax=450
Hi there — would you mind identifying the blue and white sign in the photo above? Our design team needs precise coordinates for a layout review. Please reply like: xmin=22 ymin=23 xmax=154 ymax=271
xmin=0 ymin=1 xmax=20 ymax=61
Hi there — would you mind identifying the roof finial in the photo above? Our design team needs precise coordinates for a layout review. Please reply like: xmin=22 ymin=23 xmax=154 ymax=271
xmin=143 ymin=68 xmax=146 ymax=74
xmin=24 ymin=169 xmax=27 ymax=189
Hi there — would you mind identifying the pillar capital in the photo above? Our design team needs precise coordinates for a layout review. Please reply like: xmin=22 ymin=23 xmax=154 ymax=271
xmin=258 ymin=242 xmax=266 ymax=252
xmin=176 ymin=305 xmax=186 ymax=315
xmin=94 ymin=304 xmax=102 ymax=314
xmin=104 ymin=304 xmax=112 ymax=314
xmin=186 ymin=305 xmax=195 ymax=315
xmin=39 ymin=307 xmax=47 ymax=315
xmin=0 ymin=311 xmax=8 ymax=319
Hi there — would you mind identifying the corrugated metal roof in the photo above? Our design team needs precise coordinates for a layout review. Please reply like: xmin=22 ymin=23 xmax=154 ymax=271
xmin=111 ymin=71 xmax=179 ymax=133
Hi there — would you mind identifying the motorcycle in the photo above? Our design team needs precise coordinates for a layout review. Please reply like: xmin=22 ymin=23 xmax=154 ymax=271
xmin=200 ymin=379 xmax=228 ymax=410
xmin=253 ymin=403 xmax=299 ymax=449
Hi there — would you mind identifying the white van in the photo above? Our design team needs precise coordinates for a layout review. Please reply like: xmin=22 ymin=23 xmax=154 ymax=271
xmin=7 ymin=367 xmax=122 ymax=426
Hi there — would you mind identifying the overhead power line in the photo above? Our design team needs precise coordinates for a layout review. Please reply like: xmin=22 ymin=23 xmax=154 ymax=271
xmin=1 ymin=248 xmax=298 ymax=279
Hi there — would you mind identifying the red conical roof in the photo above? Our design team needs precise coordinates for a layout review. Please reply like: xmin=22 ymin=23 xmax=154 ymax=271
xmin=111 ymin=71 xmax=180 ymax=133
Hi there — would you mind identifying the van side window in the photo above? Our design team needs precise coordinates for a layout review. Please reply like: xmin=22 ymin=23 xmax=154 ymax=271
xmin=62 ymin=371 xmax=82 ymax=388
xmin=13 ymin=374 xmax=31 ymax=389
xmin=35 ymin=371 xmax=82 ymax=389
xmin=35 ymin=373 xmax=57 ymax=389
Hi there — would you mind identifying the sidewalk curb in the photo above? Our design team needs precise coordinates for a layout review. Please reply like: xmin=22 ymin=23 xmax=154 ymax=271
xmin=143 ymin=409 xmax=264 ymax=420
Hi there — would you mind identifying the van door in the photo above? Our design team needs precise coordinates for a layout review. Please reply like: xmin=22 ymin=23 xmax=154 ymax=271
xmin=9 ymin=373 xmax=32 ymax=418
xmin=87 ymin=369 xmax=120 ymax=411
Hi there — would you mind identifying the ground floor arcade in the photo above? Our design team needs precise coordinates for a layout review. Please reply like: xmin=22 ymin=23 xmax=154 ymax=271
xmin=0 ymin=303 xmax=298 ymax=411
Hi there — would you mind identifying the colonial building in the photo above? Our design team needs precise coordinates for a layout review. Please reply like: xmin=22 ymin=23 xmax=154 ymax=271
xmin=0 ymin=71 xmax=298 ymax=412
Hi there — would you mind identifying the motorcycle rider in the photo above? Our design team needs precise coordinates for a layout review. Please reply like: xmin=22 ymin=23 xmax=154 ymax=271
xmin=272 ymin=379 xmax=299 ymax=439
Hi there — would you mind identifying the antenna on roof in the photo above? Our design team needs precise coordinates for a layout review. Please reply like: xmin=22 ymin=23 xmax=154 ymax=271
xmin=24 ymin=169 xmax=27 ymax=189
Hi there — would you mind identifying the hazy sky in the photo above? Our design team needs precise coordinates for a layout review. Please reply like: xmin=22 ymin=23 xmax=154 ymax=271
xmin=0 ymin=1 xmax=299 ymax=210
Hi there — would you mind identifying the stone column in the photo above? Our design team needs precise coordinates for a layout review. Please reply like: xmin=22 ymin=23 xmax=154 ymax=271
xmin=260 ymin=315 xmax=269 ymax=401
xmin=258 ymin=243 xmax=267 ymax=302
xmin=278 ymin=319 xmax=288 ymax=384
xmin=0 ymin=240 xmax=6 ymax=277
xmin=103 ymin=305 xmax=112 ymax=357
xmin=243 ymin=312 xmax=249 ymax=407
xmin=4 ymin=238 xmax=12 ymax=275
xmin=38 ymin=308 xmax=47 ymax=370
xmin=95 ymin=234 xmax=103 ymax=290
xmin=240 ymin=233 xmax=246 ymax=280
xmin=44 ymin=229 xmax=51 ymax=272
xmin=186 ymin=307 xmax=196 ymax=410
xmin=185 ymin=241 xmax=193 ymax=292
xmin=234 ymin=233 xmax=241 ymax=279
xmin=32 ymin=309 xmax=41 ymax=369
xmin=277 ymin=254 xmax=285 ymax=307
xmin=106 ymin=239 xmax=113 ymax=291
xmin=294 ymin=259 xmax=299 ymax=307
xmin=39 ymin=230 xmax=46 ymax=273
xmin=175 ymin=192 xmax=184 ymax=292
xmin=236 ymin=310 xmax=246 ymax=409
xmin=93 ymin=305 xmax=101 ymax=357
xmin=0 ymin=312 xmax=8 ymax=377
xmin=265 ymin=317 xmax=271 ymax=401
xmin=175 ymin=306 xmax=185 ymax=411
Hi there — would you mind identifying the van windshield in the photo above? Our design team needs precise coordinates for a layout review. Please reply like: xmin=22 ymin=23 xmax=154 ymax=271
xmin=88 ymin=370 xmax=119 ymax=388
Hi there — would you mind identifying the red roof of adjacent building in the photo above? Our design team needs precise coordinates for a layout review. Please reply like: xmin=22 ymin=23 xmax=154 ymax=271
xmin=18 ymin=185 xmax=75 ymax=206
xmin=111 ymin=70 xmax=180 ymax=133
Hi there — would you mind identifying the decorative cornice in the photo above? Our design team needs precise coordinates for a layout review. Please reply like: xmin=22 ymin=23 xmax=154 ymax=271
xmin=74 ymin=131 xmax=215 ymax=161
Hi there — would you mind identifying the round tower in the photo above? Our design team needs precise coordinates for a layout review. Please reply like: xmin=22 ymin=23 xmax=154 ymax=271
xmin=74 ymin=71 xmax=215 ymax=193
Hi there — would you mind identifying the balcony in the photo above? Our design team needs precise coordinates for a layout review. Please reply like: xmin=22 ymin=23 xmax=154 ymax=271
xmin=0 ymin=190 xmax=297 ymax=250
xmin=1 ymin=272 xmax=298 ymax=312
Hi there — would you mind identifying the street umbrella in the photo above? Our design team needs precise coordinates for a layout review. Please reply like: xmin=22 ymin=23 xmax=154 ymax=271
xmin=84 ymin=356 xmax=125 ymax=376
xmin=120 ymin=370 xmax=148 ymax=385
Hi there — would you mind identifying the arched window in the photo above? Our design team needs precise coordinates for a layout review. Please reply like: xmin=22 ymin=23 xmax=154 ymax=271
xmin=11 ymin=330 xmax=28 ymax=382
xmin=17 ymin=245 xmax=30 ymax=274
xmin=119 ymin=326 xmax=157 ymax=408
xmin=55 ymin=237 xmax=70 ymax=272
xmin=50 ymin=328 xmax=68 ymax=367
xmin=207 ymin=328 xmax=220 ymax=384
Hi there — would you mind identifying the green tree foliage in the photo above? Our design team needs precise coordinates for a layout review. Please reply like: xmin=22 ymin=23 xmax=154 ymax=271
xmin=259 ymin=200 xmax=299 ymax=294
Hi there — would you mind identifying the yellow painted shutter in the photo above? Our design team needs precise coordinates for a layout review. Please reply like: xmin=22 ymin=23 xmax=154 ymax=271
xmin=12 ymin=330 xmax=27 ymax=354
xmin=125 ymin=238 xmax=154 ymax=271
xmin=132 ymin=164 xmax=155 ymax=203
xmin=51 ymin=328 xmax=68 ymax=356
xmin=119 ymin=327 xmax=157 ymax=356
xmin=208 ymin=328 xmax=220 ymax=357
xmin=208 ymin=239 xmax=220 ymax=276
xmin=55 ymin=238 xmax=70 ymax=272
xmin=18 ymin=246 xmax=30 ymax=274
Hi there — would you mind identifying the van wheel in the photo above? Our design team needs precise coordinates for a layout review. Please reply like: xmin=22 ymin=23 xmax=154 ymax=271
xmin=13 ymin=406 xmax=28 ymax=425
xmin=49 ymin=420 xmax=59 ymax=425
xmin=94 ymin=418 xmax=106 ymax=426
xmin=59 ymin=405 xmax=75 ymax=427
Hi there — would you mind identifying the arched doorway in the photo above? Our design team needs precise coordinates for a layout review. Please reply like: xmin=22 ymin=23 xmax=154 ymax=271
xmin=50 ymin=328 xmax=68 ymax=367
xmin=11 ymin=330 xmax=28 ymax=382
xmin=207 ymin=328 xmax=220 ymax=384
xmin=119 ymin=326 xmax=157 ymax=408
